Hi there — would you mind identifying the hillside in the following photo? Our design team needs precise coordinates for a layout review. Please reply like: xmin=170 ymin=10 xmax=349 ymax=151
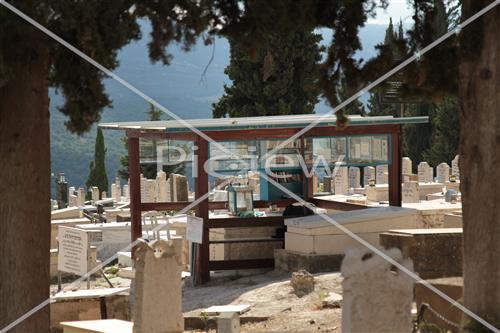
xmin=50 ymin=22 xmax=388 ymax=194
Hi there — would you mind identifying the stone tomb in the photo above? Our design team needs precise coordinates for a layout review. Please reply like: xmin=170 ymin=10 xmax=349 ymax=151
xmin=341 ymin=248 xmax=414 ymax=332
xmin=379 ymin=228 xmax=463 ymax=279
xmin=284 ymin=207 xmax=418 ymax=256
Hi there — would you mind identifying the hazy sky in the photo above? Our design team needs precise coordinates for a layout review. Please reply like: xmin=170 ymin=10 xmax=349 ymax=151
xmin=368 ymin=0 xmax=413 ymax=25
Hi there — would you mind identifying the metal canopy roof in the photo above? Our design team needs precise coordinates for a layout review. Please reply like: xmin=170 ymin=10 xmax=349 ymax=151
xmin=99 ymin=114 xmax=428 ymax=132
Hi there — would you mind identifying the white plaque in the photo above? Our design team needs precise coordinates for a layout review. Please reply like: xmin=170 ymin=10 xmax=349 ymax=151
xmin=58 ymin=226 xmax=89 ymax=276
xmin=186 ymin=215 xmax=204 ymax=244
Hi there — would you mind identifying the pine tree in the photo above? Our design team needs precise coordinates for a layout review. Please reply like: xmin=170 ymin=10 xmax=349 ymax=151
xmin=86 ymin=128 xmax=108 ymax=199
xmin=213 ymin=30 xmax=323 ymax=117
xmin=422 ymin=96 xmax=459 ymax=166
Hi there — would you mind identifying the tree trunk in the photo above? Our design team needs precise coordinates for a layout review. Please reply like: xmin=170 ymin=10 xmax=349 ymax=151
xmin=0 ymin=28 xmax=51 ymax=332
xmin=459 ymin=2 xmax=500 ymax=330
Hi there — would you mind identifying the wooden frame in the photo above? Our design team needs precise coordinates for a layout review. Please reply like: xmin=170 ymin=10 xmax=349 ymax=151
xmin=127 ymin=123 xmax=402 ymax=283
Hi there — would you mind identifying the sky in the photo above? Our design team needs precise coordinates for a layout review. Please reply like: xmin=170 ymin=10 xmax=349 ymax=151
xmin=368 ymin=0 xmax=413 ymax=25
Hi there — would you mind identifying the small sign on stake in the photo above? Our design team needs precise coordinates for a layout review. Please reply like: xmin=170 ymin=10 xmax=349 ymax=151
xmin=186 ymin=215 xmax=204 ymax=244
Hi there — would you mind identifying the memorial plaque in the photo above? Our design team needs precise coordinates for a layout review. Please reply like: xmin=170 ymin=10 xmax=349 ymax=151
xmin=58 ymin=226 xmax=89 ymax=276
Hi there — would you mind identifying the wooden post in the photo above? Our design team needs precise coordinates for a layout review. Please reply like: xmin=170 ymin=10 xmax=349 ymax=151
xmin=388 ymin=127 xmax=402 ymax=206
xmin=300 ymin=136 xmax=314 ymax=201
xmin=128 ymin=136 xmax=142 ymax=245
xmin=195 ymin=136 xmax=210 ymax=284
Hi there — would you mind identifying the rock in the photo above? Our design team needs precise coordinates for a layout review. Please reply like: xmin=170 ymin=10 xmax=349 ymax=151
xmin=321 ymin=292 xmax=342 ymax=308
xmin=291 ymin=270 xmax=315 ymax=297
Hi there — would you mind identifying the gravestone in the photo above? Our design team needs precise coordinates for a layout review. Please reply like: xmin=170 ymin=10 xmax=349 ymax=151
xmin=348 ymin=167 xmax=361 ymax=189
xmin=363 ymin=166 xmax=375 ymax=187
xmin=402 ymin=157 xmax=412 ymax=182
xmin=170 ymin=174 xmax=188 ymax=202
xmin=133 ymin=238 xmax=183 ymax=333
xmin=323 ymin=176 xmax=333 ymax=193
xmin=436 ymin=163 xmax=450 ymax=183
xmin=341 ymin=248 xmax=414 ymax=332
xmin=402 ymin=181 xmax=419 ymax=203
xmin=123 ymin=184 xmax=130 ymax=201
xmin=334 ymin=167 xmax=349 ymax=195
xmin=451 ymin=155 xmax=460 ymax=180
xmin=144 ymin=179 xmax=157 ymax=203
xmin=156 ymin=171 xmax=169 ymax=202
xmin=91 ymin=186 xmax=100 ymax=202
xmin=418 ymin=162 xmax=433 ymax=183
xmin=77 ymin=187 xmax=86 ymax=207
xmin=375 ymin=165 xmax=388 ymax=184
xmin=140 ymin=175 xmax=146 ymax=202
xmin=68 ymin=194 xmax=78 ymax=208
xmin=101 ymin=191 xmax=107 ymax=199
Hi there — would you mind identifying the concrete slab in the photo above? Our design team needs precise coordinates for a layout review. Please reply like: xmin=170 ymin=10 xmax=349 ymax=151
xmin=60 ymin=319 xmax=132 ymax=333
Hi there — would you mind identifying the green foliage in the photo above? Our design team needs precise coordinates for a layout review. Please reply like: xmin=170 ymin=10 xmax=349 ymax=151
xmin=86 ymin=128 xmax=109 ymax=198
xmin=422 ymin=96 xmax=459 ymax=166
xmin=213 ymin=30 xmax=323 ymax=117
xmin=401 ymin=103 xmax=435 ymax=171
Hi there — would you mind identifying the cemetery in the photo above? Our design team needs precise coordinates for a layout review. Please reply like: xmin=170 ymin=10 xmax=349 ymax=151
xmin=40 ymin=113 xmax=472 ymax=332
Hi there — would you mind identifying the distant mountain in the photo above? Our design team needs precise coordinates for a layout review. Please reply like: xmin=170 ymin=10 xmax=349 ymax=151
xmin=50 ymin=22 xmax=388 ymax=194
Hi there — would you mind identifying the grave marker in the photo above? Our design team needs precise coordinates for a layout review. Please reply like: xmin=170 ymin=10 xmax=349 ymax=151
xmin=436 ymin=163 xmax=450 ymax=183
xmin=402 ymin=181 xmax=419 ymax=203
xmin=348 ymin=167 xmax=361 ymax=189
xmin=451 ymin=155 xmax=460 ymax=180
xmin=375 ymin=165 xmax=388 ymax=184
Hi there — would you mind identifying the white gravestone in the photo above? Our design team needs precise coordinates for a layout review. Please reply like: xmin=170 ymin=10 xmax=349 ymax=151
xmin=363 ymin=166 xmax=375 ymax=187
xmin=334 ymin=167 xmax=349 ymax=195
xmin=418 ymin=162 xmax=433 ymax=183
xmin=91 ymin=186 xmax=100 ymax=202
xmin=436 ymin=163 xmax=450 ymax=183
xmin=156 ymin=171 xmax=169 ymax=202
xmin=402 ymin=181 xmax=420 ymax=203
xmin=451 ymin=155 xmax=460 ymax=180
xmin=68 ymin=194 xmax=78 ymax=208
xmin=144 ymin=179 xmax=157 ymax=203
xmin=341 ymin=248 xmax=414 ymax=333
xmin=123 ymin=184 xmax=130 ymax=201
xmin=77 ymin=187 xmax=86 ymax=207
xmin=402 ymin=157 xmax=412 ymax=182
xmin=348 ymin=167 xmax=361 ymax=189
xmin=133 ymin=238 xmax=184 ymax=333
xmin=375 ymin=165 xmax=388 ymax=184
xmin=57 ymin=226 xmax=89 ymax=276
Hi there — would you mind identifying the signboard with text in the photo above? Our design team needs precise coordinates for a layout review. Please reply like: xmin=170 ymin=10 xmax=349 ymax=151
xmin=57 ymin=226 xmax=89 ymax=276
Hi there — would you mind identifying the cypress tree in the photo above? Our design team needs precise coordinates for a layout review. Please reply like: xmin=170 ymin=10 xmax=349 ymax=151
xmin=213 ymin=29 xmax=323 ymax=117
xmin=422 ymin=96 xmax=459 ymax=166
xmin=86 ymin=128 xmax=108 ymax=199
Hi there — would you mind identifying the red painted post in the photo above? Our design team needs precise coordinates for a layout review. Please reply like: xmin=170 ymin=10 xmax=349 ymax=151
xmin=388 ymin=126 xmax=402 ymax=206
xmin=128 ymin=136 xmax=142 ymax=246
xmin=195 ymin=136 xmax=210 ymax=283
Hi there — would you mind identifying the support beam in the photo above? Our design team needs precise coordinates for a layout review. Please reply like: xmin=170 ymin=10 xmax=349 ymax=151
xmin=388 ymin=127 xmax=402 ymax=206
xmin=195 ymin=136 xmax=210 ymax=284
xmin=128 ymin=136 xmax=142 ymax=245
